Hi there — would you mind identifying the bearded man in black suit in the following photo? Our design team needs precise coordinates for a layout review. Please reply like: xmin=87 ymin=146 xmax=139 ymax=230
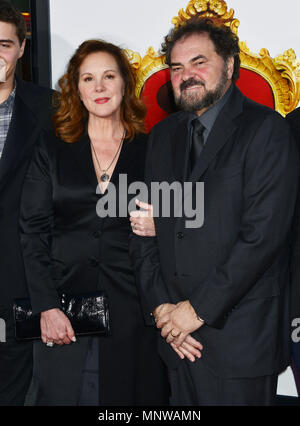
xmin=130 ymin=18 xmax=299 ymax=405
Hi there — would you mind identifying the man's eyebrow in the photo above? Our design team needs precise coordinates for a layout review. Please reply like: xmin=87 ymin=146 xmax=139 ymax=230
xmin=190 ymin=54 xmax=207 ymax=62
xmin=0 ymin=39 xmax=14 ymax=44
xmin=170 ymin=54 xmax=207 ymax=67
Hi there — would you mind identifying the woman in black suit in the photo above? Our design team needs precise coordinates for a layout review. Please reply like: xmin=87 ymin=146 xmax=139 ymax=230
xmin=20 ymin=39 xmax=168 ymax=406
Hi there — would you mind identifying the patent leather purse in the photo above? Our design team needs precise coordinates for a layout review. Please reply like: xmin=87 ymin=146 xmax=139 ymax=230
xmin=13 ymin=291 xmax=110 ymax=341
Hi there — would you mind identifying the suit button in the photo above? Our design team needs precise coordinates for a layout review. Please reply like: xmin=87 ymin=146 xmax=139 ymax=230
xmin=174 ymin=272 xmax=178 ymax=277
xmin=176 ymin=232 xmax=184 ymax=239
xmin=89 ymin=257 xmax=99 ymax=267
xmin=93 ymin=230 xmax=102 ymax=238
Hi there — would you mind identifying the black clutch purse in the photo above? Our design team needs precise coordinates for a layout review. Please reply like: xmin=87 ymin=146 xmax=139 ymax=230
xmin=13 ymin=291 xmax=110 ymax=341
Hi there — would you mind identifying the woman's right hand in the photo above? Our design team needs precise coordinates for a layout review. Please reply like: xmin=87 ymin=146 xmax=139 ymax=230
xmin=130 ymin=199 xmax=156 ymax=237
xmin=40 ymin=308 xmax=76 ymax=345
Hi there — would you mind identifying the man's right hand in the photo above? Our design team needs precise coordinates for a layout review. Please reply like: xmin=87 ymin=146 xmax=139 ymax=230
xmin=40 ymin=308 xmax=76 ymax=345
xmin=153 ymin=303 xmax=203 ymax=362
xmin=171 ymin=335 xmax=203 ymax=362
xmin=153 ymin=303 xmax=176 ymax=323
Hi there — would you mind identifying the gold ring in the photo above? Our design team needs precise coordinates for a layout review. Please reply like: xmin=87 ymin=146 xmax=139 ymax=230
xmin=170 ymin=330 xmax=179 ymax=338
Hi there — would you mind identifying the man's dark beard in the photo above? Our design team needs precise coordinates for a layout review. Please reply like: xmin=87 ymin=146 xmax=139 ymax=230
xmin=174 ymin=65 xmax=228 ymax=113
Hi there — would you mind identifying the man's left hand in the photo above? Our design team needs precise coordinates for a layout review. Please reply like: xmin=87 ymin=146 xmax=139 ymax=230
xmin=156 ymin=300 xmax=204 ymax=347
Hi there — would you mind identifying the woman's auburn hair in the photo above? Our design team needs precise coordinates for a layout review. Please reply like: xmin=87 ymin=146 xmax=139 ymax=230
xmin=52 ymin=39 xmax=146 ymax=143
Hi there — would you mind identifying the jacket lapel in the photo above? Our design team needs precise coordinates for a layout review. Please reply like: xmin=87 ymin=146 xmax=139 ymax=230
xmin=170 ymin=112 xmax=191 ymax=183
xmin=69 ymin=132 xmax=98 ymax=190
xmin=189 ymin=85 xmax=244 ymax=183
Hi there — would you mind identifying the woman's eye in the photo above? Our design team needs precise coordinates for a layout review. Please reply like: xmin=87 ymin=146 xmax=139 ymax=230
xmin=83 ymin=76 xmax=92 ymax=82
xmin=105 ymin=74 xmax=115 ymax=79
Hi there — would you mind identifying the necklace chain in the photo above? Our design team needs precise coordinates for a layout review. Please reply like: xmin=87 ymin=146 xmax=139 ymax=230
xmin=91 ymin=131 xmax=125 ymax=182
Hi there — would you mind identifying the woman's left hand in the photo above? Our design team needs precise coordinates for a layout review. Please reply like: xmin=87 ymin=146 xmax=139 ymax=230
xmin=130 ymin=199 xmax=156 ymax=237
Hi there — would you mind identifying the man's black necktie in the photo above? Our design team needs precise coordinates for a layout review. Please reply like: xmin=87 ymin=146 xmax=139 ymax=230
xmin=190 ymin=118 xmax=205 ymax=171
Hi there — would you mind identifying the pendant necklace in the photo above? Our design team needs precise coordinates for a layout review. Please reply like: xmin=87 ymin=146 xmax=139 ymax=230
xmin=91 ymin=131 xmax=125 ymax=183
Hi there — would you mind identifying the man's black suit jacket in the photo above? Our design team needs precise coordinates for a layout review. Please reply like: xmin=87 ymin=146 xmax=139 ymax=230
xmin=0 ymin=78 xmax=53 ymax=335
xmin=286 ymin=107 xmax=300 ymax=321
xmin=130 ymin=85 xmax=299 ymax=378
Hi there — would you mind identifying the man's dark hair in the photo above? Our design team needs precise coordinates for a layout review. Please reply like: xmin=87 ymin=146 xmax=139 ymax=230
xmin=161 ymin=18 xmax=240 ymax=82
xmin=0 ymin=1 xmax=27 ymax=45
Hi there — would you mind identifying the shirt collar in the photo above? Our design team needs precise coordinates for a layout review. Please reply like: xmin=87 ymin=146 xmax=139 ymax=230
xmin=188 ymin=83 xmax=233 ymax=131
xmin=0 ymin=80 xmax=17 ymax=110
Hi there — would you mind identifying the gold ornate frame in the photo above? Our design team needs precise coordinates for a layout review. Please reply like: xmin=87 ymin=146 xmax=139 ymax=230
xmin=125 ymin=0 xmax=300 ymax=116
